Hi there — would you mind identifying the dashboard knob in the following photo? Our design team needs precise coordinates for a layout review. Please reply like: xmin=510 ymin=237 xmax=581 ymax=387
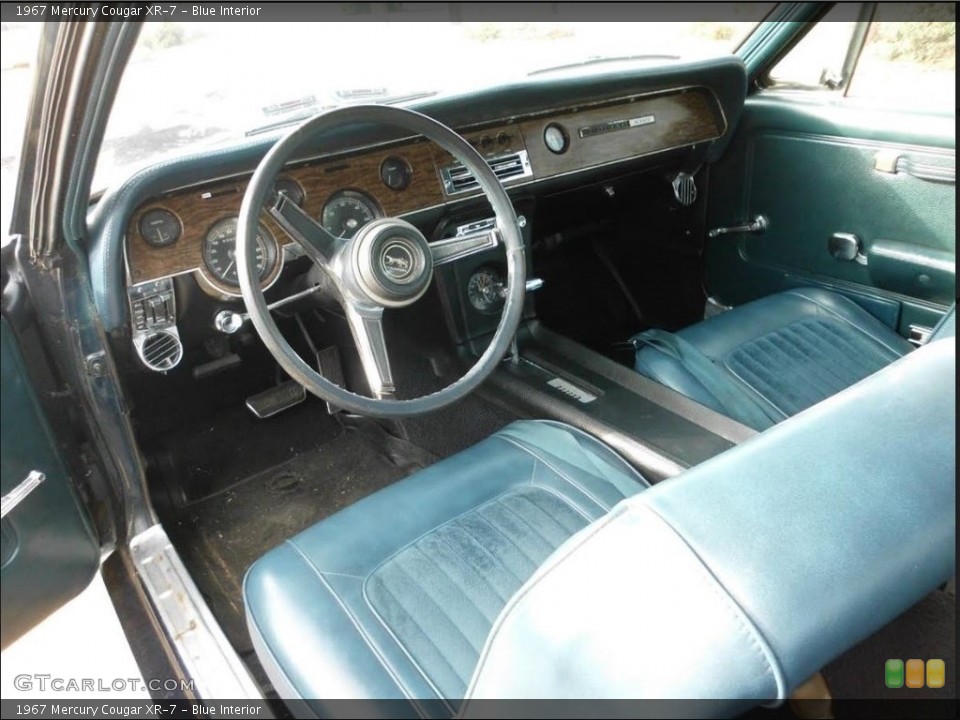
xmin=214 ymin=310 xmax=244 ymax=334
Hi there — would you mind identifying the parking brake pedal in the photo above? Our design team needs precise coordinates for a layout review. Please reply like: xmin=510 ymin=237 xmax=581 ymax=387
xmin=246 ymin=381 xmax=306 ymax=419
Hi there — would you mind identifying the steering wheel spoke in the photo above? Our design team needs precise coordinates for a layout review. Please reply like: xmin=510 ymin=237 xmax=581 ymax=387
xmin=430 ymin=229 xmax=500 ymax=266
xmin=343 ymin=301 xmax=395 ymax=399
xmin=268 ymin=192 xmax=338 ymax=266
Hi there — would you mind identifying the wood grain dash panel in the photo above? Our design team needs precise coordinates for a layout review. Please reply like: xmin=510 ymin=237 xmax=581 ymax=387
xmin=126 ymin=140 xmax=445 ymax=288
xmin=127 ymin=89 xmax=724 ymax=291
xmin=429 ymin=123 xmax=530 ymax=198
xmin=430 ymin=123 xmax=528 ymax=168
xmin=521 ymin=89 xmax=722 ymax=179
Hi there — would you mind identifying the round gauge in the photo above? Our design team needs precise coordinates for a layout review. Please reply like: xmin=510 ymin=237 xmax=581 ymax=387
xmin=467 ymin=267 xmax=506 ymax=314
xmin=320 ymin=190 xmax=381 ymax=239
xmin=379 ymin=156 xmax=412 ymax=191
xmin=543 ymin=123 xmax=569 ymax=154
xmin=202 ymin=217 xmax=279 ymax=290
xmin=274 ymin=177 xmax=304 ymax=207
xmin=139 ymin=208 xmax=182 ymax=248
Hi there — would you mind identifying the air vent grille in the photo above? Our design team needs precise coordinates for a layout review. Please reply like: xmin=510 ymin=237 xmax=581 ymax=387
xmin=441 ymin=150 xmax=533 ymax=195
xmin=138 ymin=330 xmax=183 ymax=372
xmin=671 ymin=172 xmax=697 ymax=207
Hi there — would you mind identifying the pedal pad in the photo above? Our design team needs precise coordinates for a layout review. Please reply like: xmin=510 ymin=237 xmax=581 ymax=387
xmin=245 ymin=380 xmax=306 ymax=419
xmin=316 ymin=346 xmax=344 ymax=414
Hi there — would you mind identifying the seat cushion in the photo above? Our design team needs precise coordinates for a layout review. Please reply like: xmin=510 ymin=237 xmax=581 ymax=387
xmin=466 ymin=340 xmax=955 ymax=710
xmin=243 ymin=420 xmax=648 ymax=717
xmin=634 ymin=288 xmax=914 ymax=428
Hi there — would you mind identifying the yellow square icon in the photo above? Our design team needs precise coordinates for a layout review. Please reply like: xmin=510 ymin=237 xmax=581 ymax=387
xmin=905 ymin=659 xmax=925 ymax=688
xmin=926 ymin=659 xmax=945 ymax=689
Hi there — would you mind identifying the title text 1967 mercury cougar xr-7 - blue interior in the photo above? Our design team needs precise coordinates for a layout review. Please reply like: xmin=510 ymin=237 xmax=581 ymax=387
xmin=0 ymin=3 xmax=955 ymax=718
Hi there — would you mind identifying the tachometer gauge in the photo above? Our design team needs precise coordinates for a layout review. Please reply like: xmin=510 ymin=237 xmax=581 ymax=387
xmin=320 ymin=190 xmax=381 ymax=239
xmin=467 ymin=267 xmax=506 ymax=314
xmin=202 ymin=217 xmax=279 ymax=290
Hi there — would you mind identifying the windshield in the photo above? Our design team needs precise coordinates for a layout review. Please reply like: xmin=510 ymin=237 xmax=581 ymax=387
xmin=93 ymin=14 xmax=768 ymax=192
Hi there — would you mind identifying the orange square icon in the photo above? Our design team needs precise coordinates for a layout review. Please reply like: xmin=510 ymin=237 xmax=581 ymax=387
xmin=905 ymin=659 xmax=925 ymax=688
xmin=926 ymin=659 xmax=945 ymax=689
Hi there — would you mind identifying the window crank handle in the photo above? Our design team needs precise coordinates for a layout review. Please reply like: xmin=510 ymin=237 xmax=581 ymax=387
xmin=708 ymin=214 xmax=768 ymax=239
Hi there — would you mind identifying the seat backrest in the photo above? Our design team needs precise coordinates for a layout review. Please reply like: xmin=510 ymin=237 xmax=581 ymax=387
xmin=465 ymin=339 xmax=955 ymax=714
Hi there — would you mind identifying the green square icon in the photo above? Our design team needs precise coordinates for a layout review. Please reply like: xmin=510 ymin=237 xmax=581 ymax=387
xmin=885 ymin=659 xmax=904 ymax=688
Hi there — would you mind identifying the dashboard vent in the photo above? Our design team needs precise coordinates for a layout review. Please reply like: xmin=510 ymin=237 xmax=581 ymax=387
xmin=137 ymin=330 xmax=183 ymax=372
xmin=441 ymin=150 xmax=533 ymax=195
xmin=671 ymin=172 xmax=697 ymax=207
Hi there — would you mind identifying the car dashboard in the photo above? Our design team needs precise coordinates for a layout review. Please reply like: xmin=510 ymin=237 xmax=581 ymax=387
xmin=120 ymin=88 xmax=728 ymax=372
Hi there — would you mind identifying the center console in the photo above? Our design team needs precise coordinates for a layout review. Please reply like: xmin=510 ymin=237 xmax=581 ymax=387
xmin=486 ymin=321 xmax=756 ymax=482
xmin=432 ymin=199 xmax=749 ymax=483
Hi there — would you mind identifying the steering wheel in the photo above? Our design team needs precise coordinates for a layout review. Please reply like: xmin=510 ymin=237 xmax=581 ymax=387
xmin=236 ymin=105 xmax=526 ymax=418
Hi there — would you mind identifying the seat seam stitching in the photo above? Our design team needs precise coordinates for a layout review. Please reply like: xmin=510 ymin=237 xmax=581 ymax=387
xmin=439 ymin=524 xmax=524 ymax=589
xmin=283 ymin=539 xmax=430 ymax=712
xmin=510 ymin=484 xmax=592 ymax=533
xmin=496 ymin=492 xmax=588 ymax=546
xmin=497 ymin=435 xmax=612 ymax=512
xmin=244 ymin=575 xmax=318 ymax=717
xmin=518 ymin=421 xmax=650 ymax=486
xmin=641 ymin=505 xmax=787 ymax=698
xmin=362 ymin=576 xmax=462 ymax=710
xmin=356 ymin=436 xmax=533 ymax=579
xmin=383 ymin=556 xmax=484 ymax=671
xmin=725 ymin=317 xmax=895 ymax=418
xmin=411 ymin=539 xmax=500 ymax=629
xmin=722 ymin=351 xmax=791 ymax=419
xmin=785 ymin=289 xmax=908 ymax=355
xmin=426 ymin=532 xmax=514 ymax=613
xmin=464 ymin=506 xmax=625 ymax=701
xmin=470 ymin=508 xmax=542 ymax=568
xmin=534 ymin=420 xmax=651 ymax=487
xmin=364 ymin=484 xmax=597 ymax=702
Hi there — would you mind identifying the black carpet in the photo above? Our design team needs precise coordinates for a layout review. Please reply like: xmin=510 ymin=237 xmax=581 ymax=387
xmin=166 ymin=420 xmax=437 ymax=695
xmin=149 ymin=394 xmax=343 ymax=505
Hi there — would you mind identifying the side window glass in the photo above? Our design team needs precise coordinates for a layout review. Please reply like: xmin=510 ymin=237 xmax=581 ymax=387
xmin=765 ymin=3 xmax=956 ymax=110
xmin=767 ymin=5 xmax=860 ymax=89
xmin=846 ymin=5 xmax=956 ymax=110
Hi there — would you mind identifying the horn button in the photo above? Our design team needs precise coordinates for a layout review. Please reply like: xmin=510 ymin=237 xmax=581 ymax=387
xmin=352 ymin=218 xmax=433 ymax=307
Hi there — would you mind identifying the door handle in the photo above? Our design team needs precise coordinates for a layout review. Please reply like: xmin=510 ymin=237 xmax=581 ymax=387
xmin=708 ymin=215 xmax=768 ymax=239
xmin=875 ymin=149 xmax=956 ymax=183
xmin=1 ymin=471 xmax=45 ymax=519
xmin=829 ymin=232 xmax=868 ymax=265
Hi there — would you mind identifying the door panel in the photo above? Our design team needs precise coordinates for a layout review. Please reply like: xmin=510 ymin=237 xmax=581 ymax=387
xmin=707 ymin=95 xmax=956 ymax=337
xmin=1 ymin=317 xmax=99 ymax=648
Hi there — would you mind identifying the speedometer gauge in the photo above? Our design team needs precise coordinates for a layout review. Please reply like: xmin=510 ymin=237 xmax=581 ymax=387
xmin=202 ymin=217 xmax=279 ymax=290
xmin=320 ymin=190 xmax=381 ymax=239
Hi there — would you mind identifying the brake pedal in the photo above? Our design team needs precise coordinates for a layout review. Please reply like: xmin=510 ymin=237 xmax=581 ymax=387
xmin=245 ymin=380 xmax=306 ymax=419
